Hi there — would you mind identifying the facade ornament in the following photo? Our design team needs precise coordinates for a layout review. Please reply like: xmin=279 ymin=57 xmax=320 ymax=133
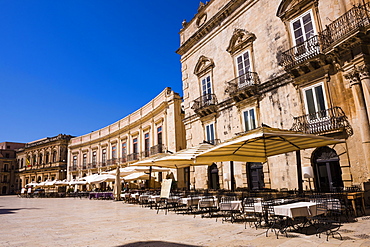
xmin=226 ymin=29 xmax=256 ymax=54
xmin=194 ymin=55 xmax=215 ymax=76
xmin=358 ymin=64 xmax=370 ymax=80
xmin=344 ymin=66 xmax=361 ymax=87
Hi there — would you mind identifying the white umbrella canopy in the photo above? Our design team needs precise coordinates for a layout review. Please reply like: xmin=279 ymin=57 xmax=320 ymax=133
xmin=55 ymin=180 xmax=70 ymax=186
xmin=45 ymin=180 xmax=57 ymax=187
xmin=147 ymin=143 xmax=215 ymax=168
xmin=69 ymin=180 xmax=88 ymax=185
xmin=107 ymin=166 xmax=170 ymax=176
xmin=26 ymin=181 xmax=39 ymax=187
xmin=195 ymin=126 xmax=345 ymax=163
xmin=123 ymin=172 xmax=151 ymax=181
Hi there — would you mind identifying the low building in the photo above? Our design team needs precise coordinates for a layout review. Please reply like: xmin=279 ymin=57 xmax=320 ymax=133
xmin=0 ymin=142 xmax=25 ymax=194
xmin=67 ymin=88 xmax=186 ymax=189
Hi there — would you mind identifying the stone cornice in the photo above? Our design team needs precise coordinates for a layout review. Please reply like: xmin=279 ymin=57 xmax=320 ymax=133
xmin=176 ymin=0 xmax=246 ymax=56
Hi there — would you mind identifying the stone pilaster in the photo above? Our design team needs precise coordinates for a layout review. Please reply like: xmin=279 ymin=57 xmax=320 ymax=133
xmin=345 ymin=68 xmax=370 ymax=178
xmin=358 ymin=64 xmax=370 ymax=123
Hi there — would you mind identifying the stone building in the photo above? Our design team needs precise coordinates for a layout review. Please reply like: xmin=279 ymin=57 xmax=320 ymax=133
xmin=67 ymin=88 xmax=186 ymax=189
xmin=177 ymin=0 xmax=370 ymax=191
xmin=0 ymin=142 xmax=25 ymax=194
xmin=17 ymin=134 xmax=73 ymax=188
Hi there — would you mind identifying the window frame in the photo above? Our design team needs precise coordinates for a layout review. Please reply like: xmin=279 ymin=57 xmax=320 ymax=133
xmin=205 ymin=122 xmax=216 ymax=144
xmin=289 ymin=9 xmax=317 ymax=46
xmin=302 ymin=82 xmax=328 ymax=119
xmin=242 ymin=107 xmax=257 ymax=132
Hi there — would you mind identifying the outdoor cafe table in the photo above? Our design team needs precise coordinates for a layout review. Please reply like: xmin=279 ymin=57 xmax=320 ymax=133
xmin=179 ymin=197 xmax=202 ymax=207
xmin=273 ymin=201 xmax=322 ymax=218
xmin=89 ymin=192 xmax=114 ymax=200
xmin=219 ymin=200 xmax=242 ymax=212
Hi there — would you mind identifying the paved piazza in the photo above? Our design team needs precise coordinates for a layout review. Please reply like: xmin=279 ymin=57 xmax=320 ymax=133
xmin=1 ymin=196 xmax=370 ymax=247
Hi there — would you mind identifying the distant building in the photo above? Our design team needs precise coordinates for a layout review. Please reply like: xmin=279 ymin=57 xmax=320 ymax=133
xmin=67 ymin=88 xmax=186 ymax=189
xmin=0 ymin=142 xmax=25 ymax=194
xmin=17 ymin=134 xmax=73 ymax=188
xmin=177 ymin=0 xmax=370 ymax=191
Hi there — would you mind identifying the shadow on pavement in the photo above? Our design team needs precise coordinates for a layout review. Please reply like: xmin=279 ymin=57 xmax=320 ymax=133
xmin=117 ymin=241 xmax=200 ymax=247
xmin=0 ymin=208 xmax=41 ymax=215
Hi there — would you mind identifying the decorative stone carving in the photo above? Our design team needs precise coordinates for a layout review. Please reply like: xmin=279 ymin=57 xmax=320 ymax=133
xmin=358 ymin=64 xmax=370 ymax=80
xmin=344 ymin=67 xmax=361 ymax=87
xmin=194 ymin=55 xmax=215 ymax=76
xmin=226 ymin=29 xmax=256 ymax=55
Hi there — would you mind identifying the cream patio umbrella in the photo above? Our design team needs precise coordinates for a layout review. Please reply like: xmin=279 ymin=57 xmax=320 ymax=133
xmin=142 ymin=142 xmax=215 ymax=169
xmin=122 ymin=172 xmax=151 ymax=181
xmin=195 ymin=126 xmax=345 ymax=192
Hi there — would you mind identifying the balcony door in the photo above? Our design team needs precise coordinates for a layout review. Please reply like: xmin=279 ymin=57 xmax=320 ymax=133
xmin=236 ymin=51 xmax=251 ymax=87
xmin=201 ymin=74 xmax=212 ymax=105
xmin=303 ymin=83 xmax=327 ymax=120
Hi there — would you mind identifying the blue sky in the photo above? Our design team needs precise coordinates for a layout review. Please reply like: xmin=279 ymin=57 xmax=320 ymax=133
xmin=0 ymin=0 xmax=201 ymax=143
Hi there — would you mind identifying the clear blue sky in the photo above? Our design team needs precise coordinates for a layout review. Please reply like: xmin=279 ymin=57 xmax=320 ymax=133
xmin=0 ymin=0 xmax=201 ymax=143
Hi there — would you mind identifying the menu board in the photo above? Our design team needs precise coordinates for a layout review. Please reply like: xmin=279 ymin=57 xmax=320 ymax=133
xmin=160 ymin=179 xmax=172 ymax=198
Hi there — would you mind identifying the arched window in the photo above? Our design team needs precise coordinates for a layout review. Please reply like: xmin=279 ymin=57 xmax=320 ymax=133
xmin=52 ymin=151 xmax=57 ymax=163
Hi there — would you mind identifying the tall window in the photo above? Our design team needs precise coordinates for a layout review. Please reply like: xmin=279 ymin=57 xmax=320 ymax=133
xmin=236 ymin=51 xmax=251 ymax=86
xmin=247 ymin=162 xmax=264 ymax=190
xmin=291 ymin=10 xmax=316 ymax=46
xmin=39 ymin=154 xmax=43 ymax=165
xmin=303 ymin=83 xmax=327 ymax=119
xmin=102 ymin=149 xmax=107 ymax=165
xmin=133 ymin=138 xmax=138 ymax=160
xmin=243 ymin=108 xmax=257 ymax=132
xmin=52 ymin=151 xmax=57 ymax=163
xmin=144 ymin=133 xmax=150 ymax=157
xmin=72 ymin=155 xmax=77 ymax=167
xmin=157 ymin=126 xmax=163 ymax=153
xmin=112 ymin=146 xmax=117 ymax=159
xmin=92 ymin=151 xmax=97 ymax=167
xmin=205 ymin=123 xmax=215 ymax=144
xmin=45 ymin=152 xmax=49 ymax=164
xmin=121 ymin=142 xmax=127 ymax=162
xmin=201 ymin=74 xmax=212 ymax=96
xmin=82 ymin=154 xmax=87 ymax=169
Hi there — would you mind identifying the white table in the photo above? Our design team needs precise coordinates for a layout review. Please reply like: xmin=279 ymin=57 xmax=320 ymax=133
xmin=198 ymin=197 xmax=218 ymax=209
xmin=219 ymin=200 xmax=242 ymax=211
xmin=179 ymin=197 xmax=201 ymax=207
xmin=273 ymin=201 xmax=323 ymax=218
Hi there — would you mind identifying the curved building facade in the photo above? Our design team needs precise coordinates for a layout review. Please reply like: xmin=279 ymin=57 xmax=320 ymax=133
xmin=67 ymin=88 xmax=186 ymax=188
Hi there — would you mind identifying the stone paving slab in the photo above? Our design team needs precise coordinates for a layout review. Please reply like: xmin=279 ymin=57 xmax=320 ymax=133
xmin=1 ymin=196 xmax=370 ymax=247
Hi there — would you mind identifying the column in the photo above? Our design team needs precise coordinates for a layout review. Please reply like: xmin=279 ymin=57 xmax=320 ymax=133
xmin=358 ymin=64 xmax=370 ymax=123
xmin=345 ymin=69 xmax=370 ymax=178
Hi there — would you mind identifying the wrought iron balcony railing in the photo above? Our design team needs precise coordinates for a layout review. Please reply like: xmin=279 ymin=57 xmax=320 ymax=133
xmin=127 ymin=153 xmax=139 ymax=162
xmin=192 ymin=94 xmax=218 ymax=116
xmin=227 ymin=72 xmax=260 ymax=101
xmin=119 ymin=156 xmax=127 ymax=164
xmin=280 ymin=35 xmax=322 ymax=69
xmin=320 ymin=2 xmax=370 ymax=51
xmin=150 ymin=144 xmax=164 ymax=155
xmin=69 ymin=166 xmax=78 ymax=171
xmin=142 ymin=150 xmax=150 ymax=158
xmin=290 ymin=106 xmax=353 ymax=136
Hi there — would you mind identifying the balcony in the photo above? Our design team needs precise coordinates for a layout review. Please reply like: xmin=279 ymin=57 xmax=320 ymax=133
xmin=91 ymin=162 xmax=97 ymax=169
xmin=279 ymin=3 xmax=370 ymax=77
xmin=320 ymin=3 xmax=370 ymax=51
xmin=127 ymin=153 xmax=139 ymax=162
xmin=142 ymin=150 xmax=150 ymax=158
xmin=107 ymin=158 xmax=117 ymax=166
xmin=69 ymin=166 xmax=78 ymax=171
xmin=150 ymin=144 xmax=164 ymax=155
xmin=290 ymin=107 xmax=353 ymax=136
xmin=192 ymin=93 xmax=218 ymax=117
xmin=119 ymin=156 xmax=127 ymax=164
xmin=227 ymin=72 xmax=260 ymax=102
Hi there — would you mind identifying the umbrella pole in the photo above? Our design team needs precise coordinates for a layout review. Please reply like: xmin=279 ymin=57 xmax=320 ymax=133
xmin=230 ymin=161 xmax=235 ymax=191
xmin=149 ymin=166 xmax=152 ymax=189
xmin=296 ymin=150 xmax=303 ymax=194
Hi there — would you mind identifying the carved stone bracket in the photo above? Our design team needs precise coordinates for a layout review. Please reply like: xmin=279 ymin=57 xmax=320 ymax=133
xmin=344 ymin=67 xmax=361 ymax=87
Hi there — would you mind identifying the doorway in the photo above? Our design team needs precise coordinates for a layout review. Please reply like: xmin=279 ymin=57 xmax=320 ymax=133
xmin=208 ymin=163 xmax=220 ymax=190
xmin=312 ymin=146 xmax=343 ymax=192
xmin=247 ymin=162 xmax=264 ymax=190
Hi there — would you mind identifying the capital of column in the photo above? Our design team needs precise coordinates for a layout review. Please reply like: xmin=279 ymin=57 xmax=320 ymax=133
xmin=344 ymin=67 xmax=361 ymax=87
xmin=358 ymin=64 xmax=370 ymax=80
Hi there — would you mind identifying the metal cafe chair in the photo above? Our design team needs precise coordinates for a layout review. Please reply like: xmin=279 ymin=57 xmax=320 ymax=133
xmin=242 ymin=197 xmax=260 ymax=229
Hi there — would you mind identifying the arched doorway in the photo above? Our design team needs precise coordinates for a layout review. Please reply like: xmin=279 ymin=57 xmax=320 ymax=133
xmin=2 ymin=186 xmax=7 ymax=194
xmin=312 ymin=146 xmax=343 ymax=192
xmin=208 ymin=163 xmax=219 ymax=190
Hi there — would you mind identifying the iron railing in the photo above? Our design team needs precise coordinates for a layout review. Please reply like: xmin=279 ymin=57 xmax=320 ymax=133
xmin=290 ymin=106 xmax=353 ymax=135
xmin=227 ymin=72 xmax=260 ymax=94
xmin=280 ymin=3 xmax=370 ymax=69
xmin=69 ymin=166 xmax=78 ymax=171
xmin=119 ymin=156 xmax=127 ymax=164
xmin=127 ymin=153 xmax=139 ymax=162
xmin=280 ymin=35 xmax=322 ymax=68
xmin=192 ymin=93 xmax=218 ymax=112
xmin=321 ymin=2 xmax=370 ymax=50
xmin=150 ymin=144 xmax=164 ymax=155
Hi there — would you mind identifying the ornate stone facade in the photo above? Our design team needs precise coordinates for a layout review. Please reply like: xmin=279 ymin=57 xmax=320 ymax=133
xmin=178 ymin=0 xmax=370 ymax=191
xmin=17 ymin=134 xmax=72 ymax=188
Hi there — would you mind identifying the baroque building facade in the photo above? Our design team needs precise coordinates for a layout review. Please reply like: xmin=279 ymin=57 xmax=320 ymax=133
xmin=177 ymin=0 xmax=370 ymax=192
xmin=0 ymin=142 xmax=25 ymax=194
xmin=17 ymin=134 xmax=72 ymax=188
xmin=67 ymin=88 xmax=186 ymax=188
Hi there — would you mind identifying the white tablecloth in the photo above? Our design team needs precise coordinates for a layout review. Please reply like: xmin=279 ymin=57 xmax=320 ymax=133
xmin=273 ymin=201 xmax=321 ymax=218
xmin=219 ymin=200 xmax=242 ymax=211
xmin=179 ymin=197 xmax=201 ymax=207
xmin=198 ymin=197 xmax=218 ymax=209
